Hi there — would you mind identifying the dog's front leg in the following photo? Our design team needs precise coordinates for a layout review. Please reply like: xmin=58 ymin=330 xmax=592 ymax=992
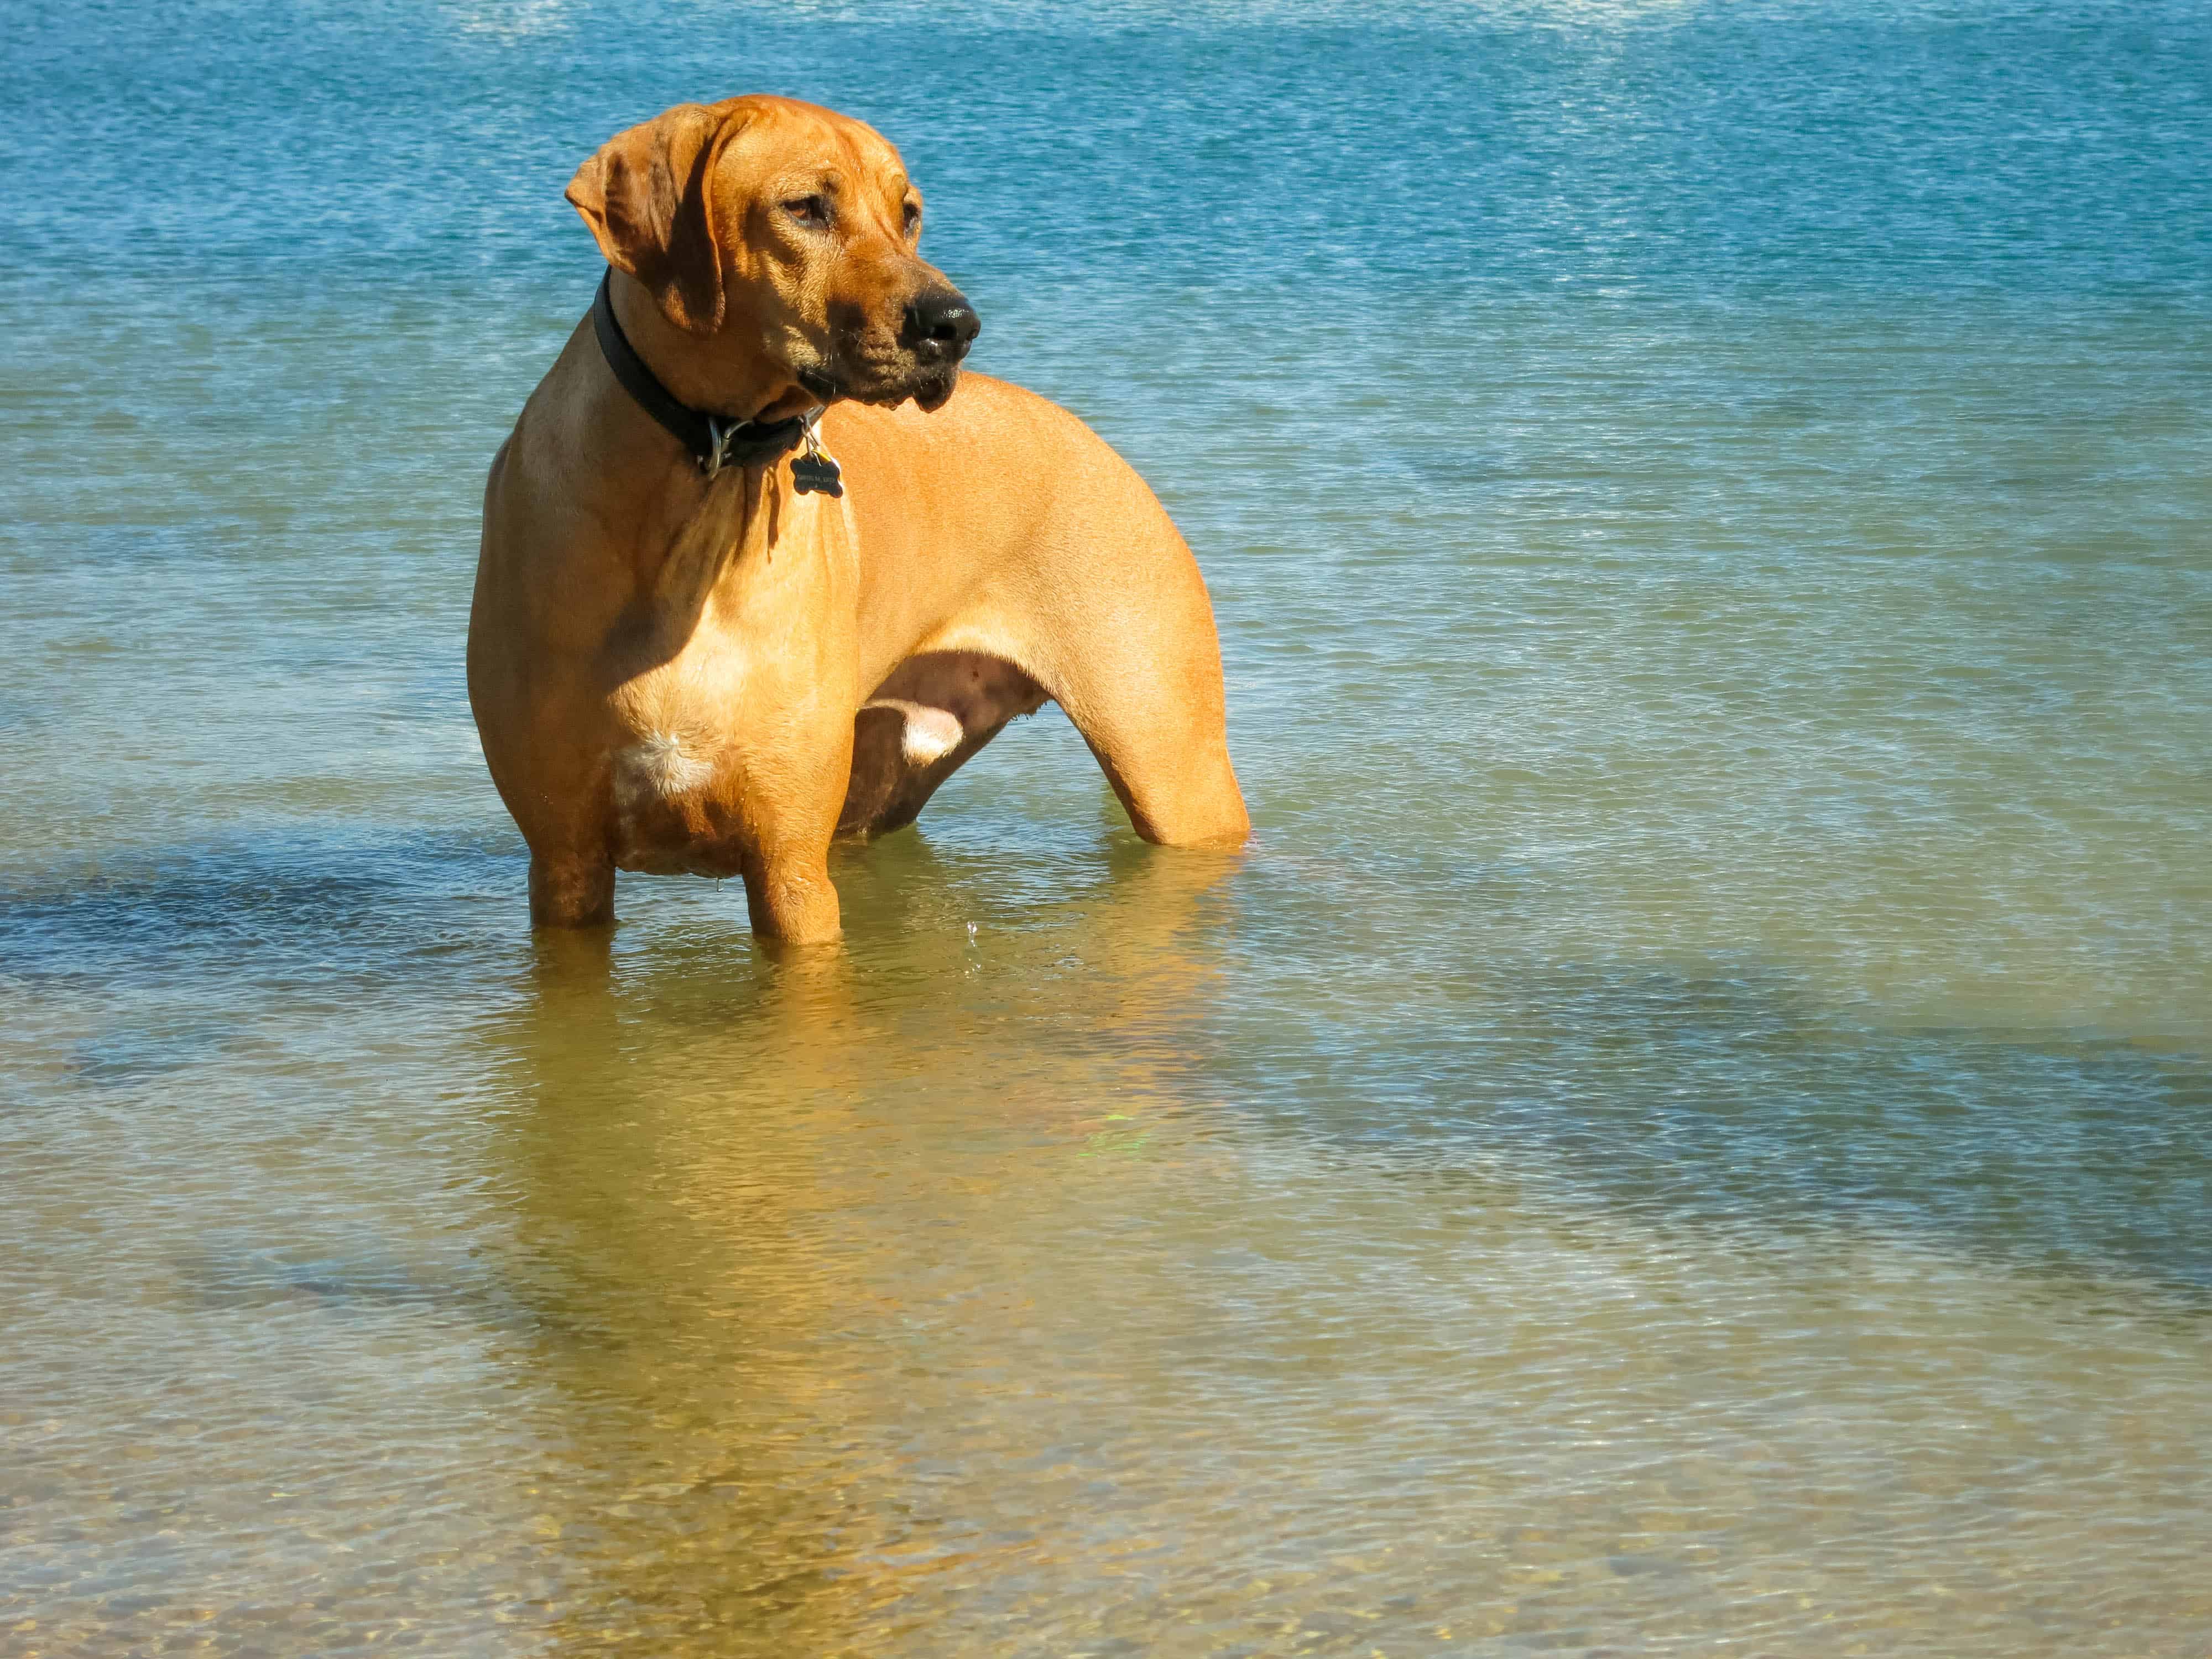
xmin=738 ymin=841 xmax=841 ymax=946
xmin=529 ymin=847 xmax=617 ymax=929
xmin=731 ymin=721 xmax=855 ymax=946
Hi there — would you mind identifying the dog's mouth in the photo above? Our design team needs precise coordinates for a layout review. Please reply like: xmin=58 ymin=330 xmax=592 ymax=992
xmin=801 ymin=349 xmax=964 ymax=415
xmin=899 ymin=362 xmax=962 ymax=414
xmin=804 ymin=292 xmax=976 ymax=415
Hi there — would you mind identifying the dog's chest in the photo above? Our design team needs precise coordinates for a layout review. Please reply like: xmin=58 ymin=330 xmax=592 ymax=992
xmin=604 ymin=485 xmax=859 ymax=874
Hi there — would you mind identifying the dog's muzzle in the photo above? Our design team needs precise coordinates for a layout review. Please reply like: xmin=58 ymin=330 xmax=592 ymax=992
xmin=896 ymin=286 xmax=977 ymax=411
xmin=904 ymin=286 xmax=980 ymax=366
xmin=819 ymin=284 xmax=979 ymax=411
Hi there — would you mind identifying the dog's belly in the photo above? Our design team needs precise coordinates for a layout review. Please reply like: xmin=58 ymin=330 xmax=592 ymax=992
xmin=838 ymin=651 xmax=1048 ymax=838
xmin=605 ymin=649 xmax=1049 ymax=870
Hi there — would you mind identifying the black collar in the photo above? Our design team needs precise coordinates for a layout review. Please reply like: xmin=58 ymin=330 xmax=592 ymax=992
xmin=589 ymin=270 xmax=810 ymax=479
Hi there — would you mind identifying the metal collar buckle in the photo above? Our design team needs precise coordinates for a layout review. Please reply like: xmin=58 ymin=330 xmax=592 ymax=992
xmin=700 ymin=417 xmax=735 ymax=481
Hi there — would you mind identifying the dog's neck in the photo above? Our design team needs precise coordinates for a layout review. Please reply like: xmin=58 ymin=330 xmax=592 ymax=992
xmin=608 ymin=270 xmax=817 ymax=426
xmin=568 ymin=282 xmax=830 ymax=606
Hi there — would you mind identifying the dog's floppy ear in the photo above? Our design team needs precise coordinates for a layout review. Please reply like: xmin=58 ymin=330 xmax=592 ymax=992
xmin=566 ymin=103 xmax=735 ymax=336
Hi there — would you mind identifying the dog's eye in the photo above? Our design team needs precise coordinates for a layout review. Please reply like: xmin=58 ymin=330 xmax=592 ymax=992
xmin=902 ymin=200 xmax=921 ymax=238
xmin=783 ymin=195 xmax=831 ymax=228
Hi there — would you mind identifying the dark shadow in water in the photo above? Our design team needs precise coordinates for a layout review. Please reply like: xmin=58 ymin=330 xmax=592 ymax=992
xmin=175 ymin=1243 xmax=547 ymax=1332
xmin=0 ymin=826 xmax=520 ymax=989
xmin=70 ymin=1019 xmax=234 ymax=1086
xmin=1197 ymin=896 xmax=2212 ymax=1301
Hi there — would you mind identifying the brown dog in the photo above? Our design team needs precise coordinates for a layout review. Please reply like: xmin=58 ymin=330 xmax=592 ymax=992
xmin=467 ymin=96 xmax=1249 ymax=943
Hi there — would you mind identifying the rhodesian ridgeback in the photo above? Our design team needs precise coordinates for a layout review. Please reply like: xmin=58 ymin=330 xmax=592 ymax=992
xmin=467 ymin=95 xmax=1249 ymax=943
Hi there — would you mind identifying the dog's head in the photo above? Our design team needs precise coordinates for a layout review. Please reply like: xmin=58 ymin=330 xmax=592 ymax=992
xmin=567 ymin=96 xmax=977 ymax=414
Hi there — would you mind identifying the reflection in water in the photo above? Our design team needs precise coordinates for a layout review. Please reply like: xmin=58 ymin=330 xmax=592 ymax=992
xmin=498 ymin=849 xmax=1244 ymax=1652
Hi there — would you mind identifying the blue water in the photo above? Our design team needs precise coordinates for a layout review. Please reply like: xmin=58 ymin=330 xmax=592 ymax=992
xmin=5 ymin=3 xmax=2211 ymax=1653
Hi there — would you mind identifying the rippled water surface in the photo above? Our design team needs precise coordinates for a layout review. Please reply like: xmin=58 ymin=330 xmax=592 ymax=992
xmin=5 ymin=1 xmax=2211 ymax=1653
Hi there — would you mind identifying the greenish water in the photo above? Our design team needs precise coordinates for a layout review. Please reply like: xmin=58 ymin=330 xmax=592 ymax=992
xmin=4 ymin=1 xmax=2211 ymax=1653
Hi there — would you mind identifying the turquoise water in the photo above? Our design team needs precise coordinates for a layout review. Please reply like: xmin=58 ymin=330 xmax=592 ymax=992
xmin=5 ymin=2 xmax=2211 ymax=1653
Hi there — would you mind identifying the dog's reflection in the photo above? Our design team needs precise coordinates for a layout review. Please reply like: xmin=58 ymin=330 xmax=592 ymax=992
xmin=494 ymin=834 xmax=1240 ymax=1650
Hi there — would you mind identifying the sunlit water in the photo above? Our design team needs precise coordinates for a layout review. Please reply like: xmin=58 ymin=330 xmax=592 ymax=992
xmin=5 ymin=1 xmax=2211 ymax=1653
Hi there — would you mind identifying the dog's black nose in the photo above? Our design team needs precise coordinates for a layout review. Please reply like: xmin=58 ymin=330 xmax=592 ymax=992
xmin=906 ymin=288 xmax=980 ymax=360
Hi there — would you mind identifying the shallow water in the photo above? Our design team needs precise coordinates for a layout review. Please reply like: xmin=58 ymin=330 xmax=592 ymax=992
xmin=5 ymin=1 xmax=2211 ymax=1653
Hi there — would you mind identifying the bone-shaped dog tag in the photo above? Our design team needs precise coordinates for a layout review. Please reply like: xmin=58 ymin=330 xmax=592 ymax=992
xmin=791 ymin=452 xmax=843 ymax=497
